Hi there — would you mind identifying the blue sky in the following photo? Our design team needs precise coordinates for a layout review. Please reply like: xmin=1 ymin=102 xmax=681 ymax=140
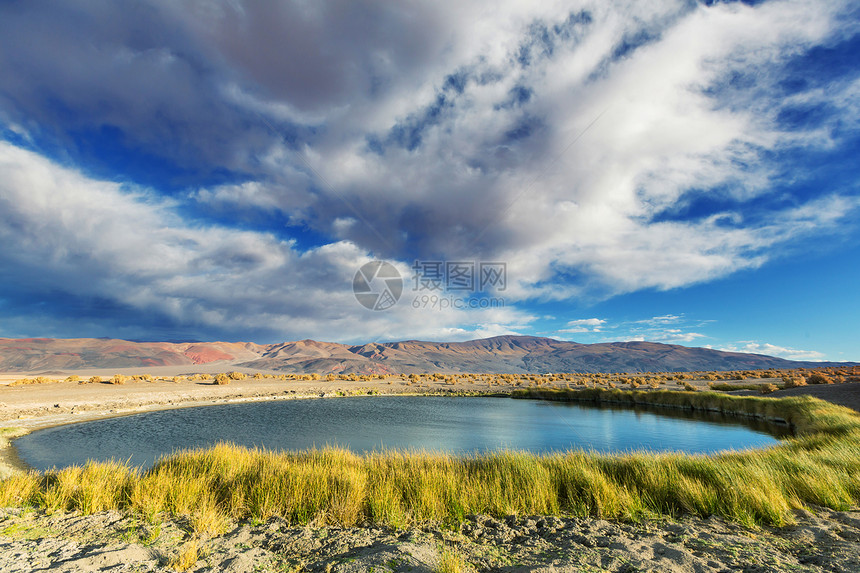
xmin=0 ymin=0 xmax=858 ymax=360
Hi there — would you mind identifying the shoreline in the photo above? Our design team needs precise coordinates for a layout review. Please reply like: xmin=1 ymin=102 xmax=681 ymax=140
xmin=0 ymin=391 xmax=489 ymax=477
xmin=0 ymin=392 xmax=338 ymax=477
xmin=0 ymin=373 xmax=515 ymax=476
xmin=3 ymin=390 xmax=794 ymax=476
xmin=2 ymin=376 xmax=858 ymax=477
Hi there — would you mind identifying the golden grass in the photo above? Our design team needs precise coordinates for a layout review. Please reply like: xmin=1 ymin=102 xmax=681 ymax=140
xmin=1 ymin=390 xmax=859 ymax=530
xmin=165 ymin=539 xmax=199 ymax=571
xmin=436 ymin=546 xmax=473 ymax=573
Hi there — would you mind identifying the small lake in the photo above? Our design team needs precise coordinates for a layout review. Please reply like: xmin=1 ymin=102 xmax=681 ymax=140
xmin=13 ymin=396 xmax=791 ymax=471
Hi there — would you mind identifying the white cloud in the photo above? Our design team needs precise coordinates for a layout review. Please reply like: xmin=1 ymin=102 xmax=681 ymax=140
xmin=567 ymin=318 xmax=606 ymax=329
xmin=636 ymin=315 xmax=683 ymax=325
xmin=0 ymin=141 xmax=534 ymax=342
xmin=274 ymin=0 xmax=860 ymax=301
xmin=599 ymin=313 xmax=712 ymax=345
xmin=651 ymin=330 xmax=707 ymax=344
xmin=558 ymin=317 xmax=606 ymax=334
xmin=567 ymin=318 xmax=605 ymax=327
xmin=721 ymin=341 xmax=826 ymax=361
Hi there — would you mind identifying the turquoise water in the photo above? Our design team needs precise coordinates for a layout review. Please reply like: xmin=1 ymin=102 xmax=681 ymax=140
xmin=13 ymin=396 xmax=790 ymax=470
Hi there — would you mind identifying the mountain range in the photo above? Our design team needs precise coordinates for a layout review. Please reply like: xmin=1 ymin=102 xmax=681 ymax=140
xmin=0 ymin=336 xmax=852 ymax=374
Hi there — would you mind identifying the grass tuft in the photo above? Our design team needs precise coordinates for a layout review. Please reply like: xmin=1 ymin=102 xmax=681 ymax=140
xmin=164 ymin=539 xmax=199 ymax=571
xmin=436 ymin=546 xmax=473 ymax=573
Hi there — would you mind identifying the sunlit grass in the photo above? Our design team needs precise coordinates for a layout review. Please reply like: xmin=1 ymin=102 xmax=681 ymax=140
xmin=1 ymin=390 xmax=859 ymax=530
xmin=708 ymin=382 xmax=775 ymax=392
xmin=164 ymin=539 xmax=200 ymax=571
xmin=436 ymin=546 xmax=473 ymax=573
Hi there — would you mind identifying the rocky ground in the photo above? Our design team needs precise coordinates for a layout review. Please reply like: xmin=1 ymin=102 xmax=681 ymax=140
xmin=1 ymin=505 xmax=860 ymax=572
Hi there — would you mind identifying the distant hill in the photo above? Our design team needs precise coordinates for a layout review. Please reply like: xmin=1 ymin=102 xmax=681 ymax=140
xmin=0 ymin=338 xmax=265 ymax=371
xmin=0 ymin=335 xmax=853 ymax=374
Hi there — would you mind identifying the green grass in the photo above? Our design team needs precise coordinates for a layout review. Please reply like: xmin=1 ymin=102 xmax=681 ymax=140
xmin=1 ymin=521 xmax=59 ymax=540
xmin=1 ymin=390 xmax=859 ymax=530
xmin=0 ymin=427 xmax=27 ymax=438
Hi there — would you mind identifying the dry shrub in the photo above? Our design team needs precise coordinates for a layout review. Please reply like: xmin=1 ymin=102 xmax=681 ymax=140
xmin=759 ymin=383 xmax=779 ymax=395
xmin=807 ymin=373 xmax=833 ymax=385
xmin=110 ymin=374 xmax=127 ymax=385
xmin=214 ymin=373 xmax=230 ymax=385
xmin=782 ymin=376 xmax=807 ymax=389
xmin=10 ymin=376 xmax=54 ymax=386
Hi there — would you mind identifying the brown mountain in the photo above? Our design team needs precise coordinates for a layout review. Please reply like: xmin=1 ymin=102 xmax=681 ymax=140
xmin=0 ymin=338 xmax=265 ymax=371
xmin=0 ymin=335 xmax=853 ymax=374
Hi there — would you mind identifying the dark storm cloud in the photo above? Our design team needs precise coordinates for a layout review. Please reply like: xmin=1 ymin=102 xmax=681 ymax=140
xmin=0 ymin=0 xmax=307 ymax=183
xmin=185 ymin=0 xmax=449 ymax=111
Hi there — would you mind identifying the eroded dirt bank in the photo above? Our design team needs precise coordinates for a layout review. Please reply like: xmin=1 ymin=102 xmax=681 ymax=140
xmin=2 ymin=506 xmax=860 ymax=573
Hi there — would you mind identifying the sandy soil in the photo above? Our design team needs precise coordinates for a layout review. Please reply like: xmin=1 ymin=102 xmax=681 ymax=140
xmin=0 ymin=375 xmax=502 ymax=426
xmin=2 ymin=505 xmax=859 ymax=572
xmin=2 ymin=375 xmax=860 ymax=572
